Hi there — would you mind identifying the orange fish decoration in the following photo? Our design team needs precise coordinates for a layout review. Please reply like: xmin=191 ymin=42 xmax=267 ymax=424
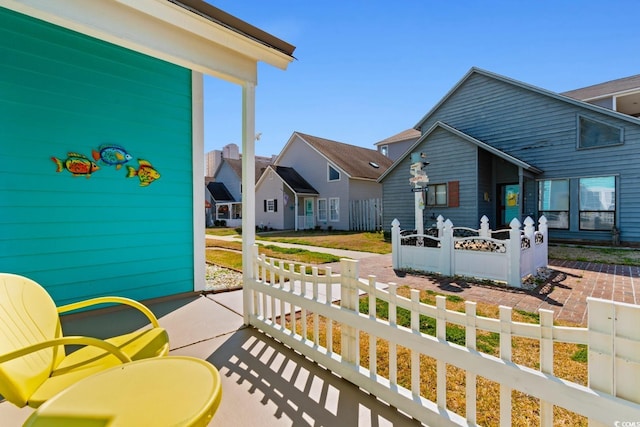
xmin=51 ymin=152 xmax=100 ymax=178
xmin=126 ymin=159 xmax=160 ymax=187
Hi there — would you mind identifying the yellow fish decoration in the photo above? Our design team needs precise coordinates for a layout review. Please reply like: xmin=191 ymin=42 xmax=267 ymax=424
xmin=126 ymin=159 xmax=160 ymax=187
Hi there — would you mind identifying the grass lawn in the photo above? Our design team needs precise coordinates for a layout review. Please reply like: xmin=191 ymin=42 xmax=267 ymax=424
xmin=205 ymin=239 xmax=340 ymax=271
xmin=205 ymin=227 xmax=240 ymax=236
xmin=256 ymin=230 xmax=391 ymax=254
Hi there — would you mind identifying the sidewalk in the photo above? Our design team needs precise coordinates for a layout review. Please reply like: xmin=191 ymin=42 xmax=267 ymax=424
xmin=206 ymin=234 xmax=375 ymax=260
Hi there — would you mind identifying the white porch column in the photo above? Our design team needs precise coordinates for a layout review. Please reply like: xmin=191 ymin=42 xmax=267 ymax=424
xmin=294 ymin=194 xmax=299 ymax=231
xmin=192 ymin=71 xmax=205 ymax=292
xmin=241 ymin=81 xmax=256 ymax=325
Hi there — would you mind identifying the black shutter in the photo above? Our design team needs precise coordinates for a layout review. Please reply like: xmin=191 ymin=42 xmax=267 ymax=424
xmin=274 ymin=199 xmax=278 ymax=212
xmin=264 ymin=200 xmax=267 ymax=212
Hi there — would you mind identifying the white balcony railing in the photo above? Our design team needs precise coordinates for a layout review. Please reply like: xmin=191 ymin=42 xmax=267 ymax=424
xmin=247 ymin=246 xmax=640 ymax=426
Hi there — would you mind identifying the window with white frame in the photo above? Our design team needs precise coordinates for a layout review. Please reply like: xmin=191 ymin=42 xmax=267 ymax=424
xmin=317 ymin=198 xmax=327 ymax=222
xmin=578 ymin=115 xmax=623 ymax=149
xmin=264 ymin=199 xmax=277 ymax=213
xmin=380 ymin=145 xmax=388 ymax=157
xmin=579 ymin=176 xmax=615 ymax=230
xmin=329 ymin=197 xmax=339 ymax=221
xmin=426 ymin=183 xmax=447 ymax=206
xmin=538 ymin=179 xmax=569 ymax=229
xmin=328 ymin=164 xmax=340 ymax=181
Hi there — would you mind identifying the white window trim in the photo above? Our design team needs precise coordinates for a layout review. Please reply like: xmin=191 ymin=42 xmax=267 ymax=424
xmin=317 ymin=198 xmax=327 ymax=222
xmin=266 ymin=199 xmax=276 ymax=213
xmin=380 ymin=145 xmax=389 ymax=157
xmin=327 ymin=164 xmax=341 ymax=182
xmin=329 ymin=197 xmax=339 ymax=222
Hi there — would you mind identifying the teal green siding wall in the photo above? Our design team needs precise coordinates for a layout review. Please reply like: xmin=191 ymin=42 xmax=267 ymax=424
xmin=0 ymin=8 xmax=194 ymax=304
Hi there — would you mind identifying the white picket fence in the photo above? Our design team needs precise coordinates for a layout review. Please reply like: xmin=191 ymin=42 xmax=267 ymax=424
xmin=392 ymin=215 xmax=548 ymax=287
xmin=247 ymin=248 xmax=640 ymax=426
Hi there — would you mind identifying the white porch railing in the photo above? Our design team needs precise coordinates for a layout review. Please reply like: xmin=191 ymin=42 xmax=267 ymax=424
xmin=392 ymin=216 xmax=548 ymax=287
xmin=247 ymin=248 xmax=640 ymax=426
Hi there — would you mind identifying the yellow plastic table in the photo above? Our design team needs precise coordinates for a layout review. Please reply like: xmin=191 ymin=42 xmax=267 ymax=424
xmin=23 ymin=356 xmax=222 ymax=427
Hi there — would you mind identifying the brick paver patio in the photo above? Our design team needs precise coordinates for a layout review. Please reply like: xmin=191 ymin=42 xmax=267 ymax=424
xmin=329 ymin=254 xmax=639 ymax=326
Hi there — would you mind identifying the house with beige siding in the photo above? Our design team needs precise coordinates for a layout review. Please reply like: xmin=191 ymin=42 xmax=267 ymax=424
xmin=256 ymin=132 xmax=393 ymax=231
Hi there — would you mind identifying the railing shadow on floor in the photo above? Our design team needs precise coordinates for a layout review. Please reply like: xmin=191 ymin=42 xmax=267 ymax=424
xmin=205 ymin=326 xmax=422 ymax=427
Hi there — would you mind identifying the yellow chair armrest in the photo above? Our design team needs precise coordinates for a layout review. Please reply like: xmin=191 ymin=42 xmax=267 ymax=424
xmin=57 ymin=296 xmax=161 ymax=327
xmin=0 ymin=336 xmax=132 ymax=364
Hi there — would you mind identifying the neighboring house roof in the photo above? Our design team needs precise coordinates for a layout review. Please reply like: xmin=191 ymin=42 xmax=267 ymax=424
xmin=374 ymin=128 xmax=421 ymax=146
xmin=414 ymin=67 xmax=640 ymax=130
xmin=561 ymin=73 xmax=640 ymax=101
xmin=290 ymin=132 xmax=394 ymax=180
xmin=206 ymin=182 xmax=235 ymax=202
xmin=377 ymin=121 xmax=542 ymax=182
xmin=221 ymin=157 xmax=273 ymax=183
xmin=271 ymin=166 xmax=319 ymax=195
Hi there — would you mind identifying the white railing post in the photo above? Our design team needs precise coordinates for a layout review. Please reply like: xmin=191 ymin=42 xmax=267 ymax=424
xmin=441 ymin=219 xmax=453 ymax=275
xmin=523 ymin=216 xmax=535 ymax=239
xmin=508 ymin=218 xmax=522 ymax=288
xmin=588 ymin=298 xmax=640 ymax=427
xmin=479 ymin=215 xmax=490 ymax=237
xmin=539 ymin=309 xmax=554 ymax=426
xmin=340 ymin=258 xmax=359 ymax=365
xmin=465 ymin=301 xmax=478 ymax=424
xmin=436 ymin=214 xmax=444 ymax=237
xmin=538 ymin=215 xmax=549 ymax=268
xmin=245 ymin=244 xmax=260 ymax=325
xmin=391 ymin=219 xmax=400 ymax=269
xmin=523 ymin=216 xmax=535 ymax=277
xmin=500 ymin=306 xmax=513 ymax=427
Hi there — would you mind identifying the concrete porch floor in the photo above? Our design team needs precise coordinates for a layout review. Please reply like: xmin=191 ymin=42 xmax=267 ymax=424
xmin=1 ymin=290 xmax=422 ymax=427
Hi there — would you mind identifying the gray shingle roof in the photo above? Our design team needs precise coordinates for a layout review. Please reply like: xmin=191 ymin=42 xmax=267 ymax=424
xmin=374 ymin=128 xmax=421 ymax=145
xmin=562 ymin=74 xmax=640 ymax=100
xmin=224 ymin=157 xmax=273 ymax=183
xmin=295 ymin=132 xmax=394 ymax=180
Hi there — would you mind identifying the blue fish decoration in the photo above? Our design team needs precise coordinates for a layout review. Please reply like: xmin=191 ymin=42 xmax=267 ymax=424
xmin=92 ymin=144 xmax=132 ymax=170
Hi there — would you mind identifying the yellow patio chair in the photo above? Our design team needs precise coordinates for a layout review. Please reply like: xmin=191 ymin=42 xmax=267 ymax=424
xmin=0 ymin=273 xmax=170 ymax=408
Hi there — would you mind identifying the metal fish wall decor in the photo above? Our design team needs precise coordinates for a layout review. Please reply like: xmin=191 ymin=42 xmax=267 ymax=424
xmin=52 ymin=144 xmax=160 ymax=186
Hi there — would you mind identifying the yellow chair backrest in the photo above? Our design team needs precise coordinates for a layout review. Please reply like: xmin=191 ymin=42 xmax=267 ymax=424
xmin=0 ymin=273 xmax=66 ymax=406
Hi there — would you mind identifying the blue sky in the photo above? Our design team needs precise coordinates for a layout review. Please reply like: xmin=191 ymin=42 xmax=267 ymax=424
xmin=204 ymin=1 xmax=640 ymax=157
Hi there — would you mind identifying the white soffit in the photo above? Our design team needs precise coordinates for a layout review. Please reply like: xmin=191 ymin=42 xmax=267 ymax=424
xmin=1 ymin=0 xmax=293 ymax=84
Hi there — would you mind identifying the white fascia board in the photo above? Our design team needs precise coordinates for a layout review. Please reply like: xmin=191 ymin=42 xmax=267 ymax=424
xmin=115 ymin=0 xmax=293 ymax=71
xmin=0 ymin=0 xmax=289 ymax=84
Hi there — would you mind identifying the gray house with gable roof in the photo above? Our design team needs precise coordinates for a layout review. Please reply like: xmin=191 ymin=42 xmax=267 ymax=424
xmin=379 ymin=67 xmax=640 ymax=244
xmin=256 ymin=131 xmax=393 ymax=230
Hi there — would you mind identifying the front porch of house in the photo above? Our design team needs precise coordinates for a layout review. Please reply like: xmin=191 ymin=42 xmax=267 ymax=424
xmin=0 ymin=289 xmax=419 ymax=427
